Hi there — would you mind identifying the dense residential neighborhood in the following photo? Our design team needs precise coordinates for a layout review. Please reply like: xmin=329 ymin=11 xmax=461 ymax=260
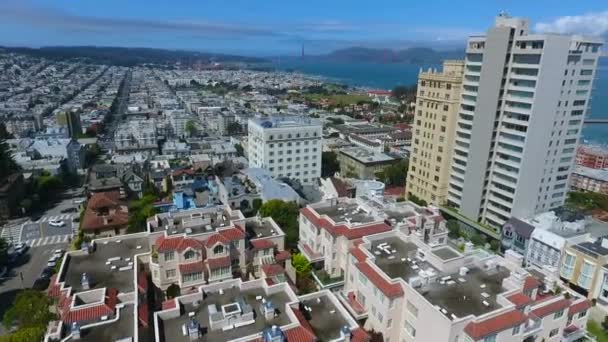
xmin=0 ymin=11 xmax=607 ymax=342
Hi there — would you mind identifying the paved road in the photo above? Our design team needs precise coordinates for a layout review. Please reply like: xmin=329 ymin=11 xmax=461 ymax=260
xmin=0 ymin=242 xmax=68 ymax=334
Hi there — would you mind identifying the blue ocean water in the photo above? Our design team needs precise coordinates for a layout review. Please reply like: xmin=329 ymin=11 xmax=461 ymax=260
xmin=274 ymin=59 xmax=608 ymax=145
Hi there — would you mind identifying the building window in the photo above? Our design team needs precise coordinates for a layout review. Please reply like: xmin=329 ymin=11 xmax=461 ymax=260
xmin=549 ymin=328 xmax=559 ymax=337
xmin=404 ymin=320 xmax=416 ymax=337
xmin=165 ymin=269 xmax=176 ymax=278
xmin=578 ymin=260 xmax=596 ymax=289
xmin=184 ymin=250 xmax=195 ymax=260
xmin=560 ymin=252 xmax=576 ymax=279
xmin=213 ymin=245 xmax=225 ymax=255
xmin=182 ymin=271 xmax=203 ymax=283
xmin=512 ymin=324 xmax=520 ymax=335
xmin=554 ymin=309 xmax=564 ymax=319
xmin=483 ymin=335 xmax=496 ymax=342
xmin=164 ymin=251 xmax=175 ymax=261
xmin=406 ymin=301 xmax=418 ymax=317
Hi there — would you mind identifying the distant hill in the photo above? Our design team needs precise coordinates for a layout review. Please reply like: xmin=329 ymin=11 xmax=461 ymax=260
xmin=312 ymin=47 xmax=464 ymax=64
xmin=0 ymin=46 xmax=267 ymax=66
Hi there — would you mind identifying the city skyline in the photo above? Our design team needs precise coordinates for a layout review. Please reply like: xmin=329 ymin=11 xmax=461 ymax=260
xmin=0 ymin=1 xmax=607 ymax=55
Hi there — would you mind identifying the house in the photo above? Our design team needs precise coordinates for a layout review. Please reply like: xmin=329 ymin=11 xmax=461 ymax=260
xmin=501 ymin=217 xmax=535 ymax=256
xmin=81 ymin=191 xmax=129 ymax=237
xmin=121 ymin=169 xmax=144 ymax=198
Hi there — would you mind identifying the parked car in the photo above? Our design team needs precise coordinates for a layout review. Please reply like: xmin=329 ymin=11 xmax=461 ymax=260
xmin=40 ymin=268 xmax=54 ymax=279
xmin=72 ymin=198 xmax=85 ymax=205
xmin=60 ymin=207 xmax=78 ymax=213
xmin=32 ymin=277 xmax=50 ymax=291
xmin=13 ymin=243 xmax=28 ymax=255
xmin=49 ymin=220 xmax=65 ymax=227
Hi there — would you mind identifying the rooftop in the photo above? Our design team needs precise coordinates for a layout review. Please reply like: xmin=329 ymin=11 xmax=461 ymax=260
xmin=339 ymin=146 xmax=398 ymax=164
xmin=62 ymin=236 xmax=150 ymax=293
xmin=420 ymin=266 xmax=510 ymax=319
xmin=245 ymin=218 xmax=280 ymax=239
xmin=573 ymin=165 xmax=608 ymax=182
xmin=159 ymin=286 xmax=293 ymax=342
xmin=368 ymin=237 xmax=437 ymax=283
xmin=63 ymin=305 xmax=134 ymax=342
xmin=250 ymin=116 xmax=322 ymax=129
xmin=314 ymin=201 xmax=378 ymax=225
xmin=572 ymin=238 xmax=608 ymax=258
xmin=148 ymin=207 xmax=240 ymax=236
xmin=299 ymin=295 xmax=352 ymax=341
xmin=432 ymin=246 xmax=461 ymax=261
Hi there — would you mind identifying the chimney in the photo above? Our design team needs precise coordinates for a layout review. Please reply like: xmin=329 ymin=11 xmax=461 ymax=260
xmin=187 ymin=318 xmax=201 ymax=340
xmin=81 ymin=272 xmax=90 ymax=290
xmin=340 ymin=326 xmax=352 ymax=342
xmin=71 ymin=322 xmax=81 ymax=340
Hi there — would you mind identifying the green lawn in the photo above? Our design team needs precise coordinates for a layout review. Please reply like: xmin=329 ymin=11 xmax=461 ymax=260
xmin=303 ymin=93 xmax=370 ymax=106
xmin=588 ymin=320 xmax=608 ymax=342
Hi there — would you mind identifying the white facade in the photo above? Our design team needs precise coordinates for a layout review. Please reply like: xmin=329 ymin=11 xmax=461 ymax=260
xmin=447 ymin=14 xmax=603 ymax=227
xmin=248 ymin=116 xmax=322 ymax=185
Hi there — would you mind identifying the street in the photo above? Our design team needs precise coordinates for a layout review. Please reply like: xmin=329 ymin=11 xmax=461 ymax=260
xmin=0 ymin=241 xmax=68 ymax=334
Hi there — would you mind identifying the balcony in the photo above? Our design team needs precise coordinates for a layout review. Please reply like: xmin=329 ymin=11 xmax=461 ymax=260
xmin=522 ymin=314 xmax=542 ymax=337
xmin=311 ymin=269 xmax=345 ymax=289
xmin=562 ymin=324 xmax=588 ymax=342
xmin=337 ymin=291 xmax=368 ymax=320
xmin=298 ymin=242 xmax=324 ymax=263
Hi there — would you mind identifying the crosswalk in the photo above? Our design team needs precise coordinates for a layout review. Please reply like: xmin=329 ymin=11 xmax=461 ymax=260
xmin=24 ymin=234 xmax=72 ymax=247
xmin=36 ymin=214 xmax=75 ymax=223
xmin=0 ymin=224 xmax=23 ymax=244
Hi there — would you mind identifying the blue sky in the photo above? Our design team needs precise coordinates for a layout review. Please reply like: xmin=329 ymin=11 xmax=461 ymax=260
xmin=0 ymin=0 xmax=607 ymax=55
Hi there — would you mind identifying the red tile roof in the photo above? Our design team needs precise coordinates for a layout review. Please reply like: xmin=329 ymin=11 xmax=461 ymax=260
xmin=87 ymin=191 xmax=124 ymax=209
xmin=351 ymin=327 xmax=371 ymax=342
xmin=219 ymin=227 xmax=246 ymax=241
xmin=162 ymin=299 xmax=177 ymax=310
xmin=155 ymin=236 xmax=204 ymax=253
xmin=207 ymin=256 xmax=231 ymax=269
xmin=356 ymin=262 xmax=403 ymax=298
xmin=138 ymin=302 xmax=149 ymax=327
xmin=568 ymin=300 xmax=592 ymax=317
xmin=464 ymin=310 xmax=528 ymax=341
xmin=531 ymin=298 xmax=571 ymax=318
xmin=507 ymin=293 xmax=533 ymax=308
xmin=275 ymin=250 xmax=291 ymax=261
xmin=384 ymin=186 xmax=404 ymax=197
xmin=523 ymin=276 xmax=541 ymax=291
xmin=262 ymin=264 xmax=285 ymax=277
xmin=179 ymin=261 xmax=205 ymax=274
xmin=205 ymin=234 xmax=230 ymax=247
xmin=250 ymin=239 xmax=275 ymax=250
xmin=283 ymin=326 xmax=317 ymax=342
xmin=64 ymin=288 xmax=119 ymax=323
xmin=47 ymin=275 xmax=61 ymax=298
xmin=300 ymin=207 xmax=392 ymax=240
xmin=82 ymin=192 xmax=129 ymax=231
xmin=172 ymin=168 xmax=195 ymax=177
xmin=350 ymin=246 xmax=368 ymax=263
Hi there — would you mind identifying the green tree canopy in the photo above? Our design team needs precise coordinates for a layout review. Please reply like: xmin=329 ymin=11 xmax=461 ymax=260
xmin=391 ymin=85 xmax=417 ymax=102
xmin=185 ymin=120 xmax=197 ymax=137
xmin=234 ymin=143 xmax=244 ymax=157
xmin=226 ymin=122 xmax=243 ymax=136
xmin=3 ymin=290 xmax=54 ymax=331
xmin=128 ymin=194 xmax=158 ymax=233
xmin=380 ymin=159 xmax=408 ymax=187
xmin=291 ymin=253 xmax=312 ymax=275
xmin=321 ymin=151 xmax=340 ymax=178
xmin=258 ymin=199 xmax=299 ymax=247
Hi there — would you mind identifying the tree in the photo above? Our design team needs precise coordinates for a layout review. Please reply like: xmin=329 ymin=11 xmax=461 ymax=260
xmin=259 ymin=200 xmax=299 ymax=247
xmin=166 ymin=283 xmax=181 ymax=299
xmin=226 ymin=122 xmax=243 ymax=136
xmin=185 ymin=120 xmax=196 ymax=137
xmin=291 ymin=253 xmax=312 ymax=275
xmin=381 ymin=159 xmax=409 ymax=187
xmin=408 ymin=193 xmax=428 ymax=207
xmin=234 ymin=143 xmax=245 ymax=157
xmin=128 ymin=195 xmax=157 ymax=233
xmin=470 ymin=233 xmax=486 ymax=246
xmin=251 ymin=198 xmax=262 ymax=214
xmin=446 ymin=220 xmax=460 ymax=239
xmin=0 ymin=136 xmax=20 ymax=180
xmin=3 ymin=290 xmax=54 ymax=331
xmin=0 ymin=326 xmax=46 ymax=342
xmin=321 ymin=151 xmax=340 ymax=178
xmin=0 ymin=123 xmax=13 ymax=140
xmin=391 ymin=85 xmax=416 ymax=102
xmin=0 ymin=238 xmax=8 ymax=267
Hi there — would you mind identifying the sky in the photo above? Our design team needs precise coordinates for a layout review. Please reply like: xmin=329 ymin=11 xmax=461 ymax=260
xmin=0 ymin=0 xmax=607 ymax=56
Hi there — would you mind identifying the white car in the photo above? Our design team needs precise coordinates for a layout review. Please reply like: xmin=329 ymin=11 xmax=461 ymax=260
xmin=49 ymin=220 xmax=65 ymax=227
xmin=73 ymin=198 xmax=85 ymax=205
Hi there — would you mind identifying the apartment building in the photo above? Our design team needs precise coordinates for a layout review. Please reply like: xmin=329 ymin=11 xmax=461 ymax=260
xmin=407 ymin=60 xmax=465 ymax=205
xmin=576 ymin=145 xmax=608 ymax=169
xmin=248 ymin=116 xmax=322 ymax=185
xmin=114 ymin=119 xmax=158 ymax=155
xmin=570 ymin=165 xmax=608 ymax=194
xmin=299 ymin=196 xmax=448 ymax=281
xmin=338 ymin=146 xmax=402 ymax=180
xmin=340 ymin=230 xmax=593 ymax=342
xmin=561 ymin=236 xmax=608 ymax=302
xmin=146 ymin=206 xmax=289 ymax=290
xmin=446 ymin=14 xmax=603 ymax=228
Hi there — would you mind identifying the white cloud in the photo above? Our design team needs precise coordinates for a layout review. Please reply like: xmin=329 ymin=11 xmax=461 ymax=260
xmin=535 ymin=11 xmax=608 ymax=36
